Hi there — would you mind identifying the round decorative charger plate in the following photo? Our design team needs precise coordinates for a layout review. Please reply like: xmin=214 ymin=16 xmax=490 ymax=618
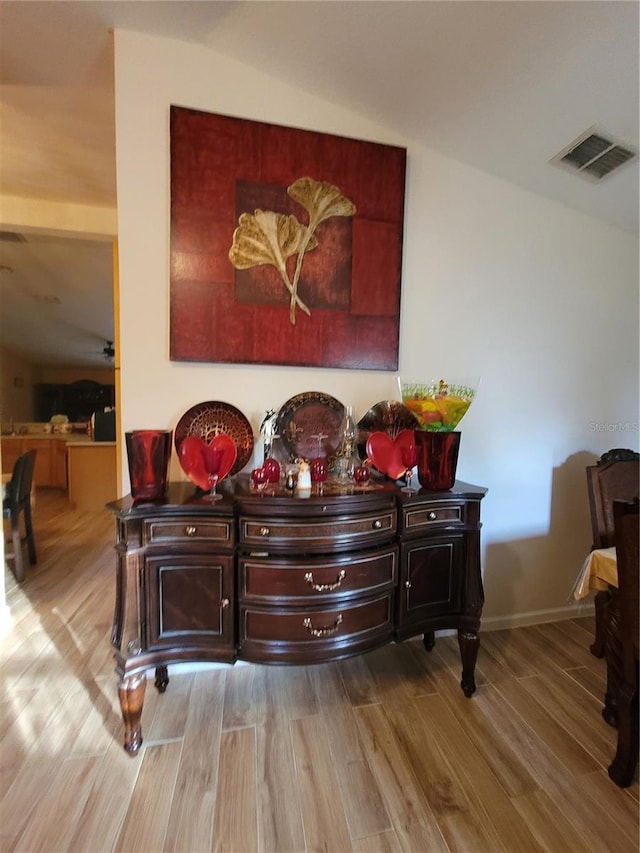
xmin=174 ymin=401 xmax=254 ymax=475
xmin=357 ymin=400 xmax=419 ymax=460
xmin=275 ymin=391 xmax=346 ymax=463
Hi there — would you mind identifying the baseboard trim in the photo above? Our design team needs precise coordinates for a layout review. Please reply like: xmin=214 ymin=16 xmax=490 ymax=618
xmin=481 ymin=602 xmax=595 ymax=632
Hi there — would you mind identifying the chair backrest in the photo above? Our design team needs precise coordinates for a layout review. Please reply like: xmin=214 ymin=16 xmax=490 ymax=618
xmin=7 ymin=450 xmax=37 ymax=506
xmin=586 ymin=455 xmax=640 ymax=549
xmin=613 ymin=498 xmax=639 ymax=671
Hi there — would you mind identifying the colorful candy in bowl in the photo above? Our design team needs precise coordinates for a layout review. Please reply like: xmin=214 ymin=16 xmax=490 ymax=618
xmin=399 ymin=377 xmax=479 ymax=432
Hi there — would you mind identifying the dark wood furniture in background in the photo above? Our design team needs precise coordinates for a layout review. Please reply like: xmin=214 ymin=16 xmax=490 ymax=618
xmin=605 ymin=499 xmax=639 ymax=787
xmin=586 ymin=450 xmax=639 ymax=657
xmin=34 ymin=379 xmax=115 ymax=422
xmin=108 ymin=478 xmax=487 ymax=754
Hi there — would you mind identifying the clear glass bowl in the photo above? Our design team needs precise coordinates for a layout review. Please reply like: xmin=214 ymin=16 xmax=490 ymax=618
xmin=399 ymin=377 xmax=479 ymax=432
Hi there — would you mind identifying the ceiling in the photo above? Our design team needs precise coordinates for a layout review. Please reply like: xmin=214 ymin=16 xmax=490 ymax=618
xmin=0 ymin=0 xmax=638 ymax=368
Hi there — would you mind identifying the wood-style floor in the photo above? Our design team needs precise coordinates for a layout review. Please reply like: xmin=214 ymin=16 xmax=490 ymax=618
xmin=1 ymin=489 xmax=638 ymax=853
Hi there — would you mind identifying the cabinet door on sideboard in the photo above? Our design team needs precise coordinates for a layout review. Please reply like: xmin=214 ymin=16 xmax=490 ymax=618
xmin=144 ymin=554 xmax=235 ymax=653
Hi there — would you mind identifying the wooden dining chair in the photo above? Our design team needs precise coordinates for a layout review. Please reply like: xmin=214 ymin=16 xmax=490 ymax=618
xmin=3 ymin=449 xmax=38 ymax=582
xmin=586 ymin=450 xmax=639 ymax=656
xmin=607 ymin=498 xmax=639 ymax=787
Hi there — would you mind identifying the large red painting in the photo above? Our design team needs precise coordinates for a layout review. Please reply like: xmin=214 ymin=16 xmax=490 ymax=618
xmin=170 ymin=106 xmax=406 ymax=370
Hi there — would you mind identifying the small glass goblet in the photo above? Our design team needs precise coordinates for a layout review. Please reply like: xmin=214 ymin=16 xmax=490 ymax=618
xmin=400 ymin=444 xmax=418 ymax=494
xmin=204 ymin=448 xmax=224 ymax=501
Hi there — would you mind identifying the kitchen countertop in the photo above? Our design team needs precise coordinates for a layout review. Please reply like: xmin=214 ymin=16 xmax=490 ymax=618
xmin=1 ymin=433 xmax=114 ymax=445
xmin=66 ymin=439 xmax=116 ymax=446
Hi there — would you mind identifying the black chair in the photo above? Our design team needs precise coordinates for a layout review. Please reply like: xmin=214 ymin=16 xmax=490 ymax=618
xmin=607 ymin=498 xmax=639 ymax=787
xmin=3 ymin=450 xmax=37 ymax=582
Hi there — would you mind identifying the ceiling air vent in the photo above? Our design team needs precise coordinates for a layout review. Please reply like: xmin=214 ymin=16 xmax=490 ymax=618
xmin=550 ymin=128 xmax=637 ymax=182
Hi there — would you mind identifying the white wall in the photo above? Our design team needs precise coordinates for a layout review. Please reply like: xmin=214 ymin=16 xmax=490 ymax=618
xmin=114 ymin=30 xmax=639 ymax=625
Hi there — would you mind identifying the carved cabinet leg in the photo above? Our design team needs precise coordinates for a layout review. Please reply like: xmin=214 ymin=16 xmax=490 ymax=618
xmin=155 ymin=665 xmax=169 ymax=693
xmin=458 ymin=629 xmax=479 ymax=697
xmin=118 ymin=672 xmax=147 ymax=755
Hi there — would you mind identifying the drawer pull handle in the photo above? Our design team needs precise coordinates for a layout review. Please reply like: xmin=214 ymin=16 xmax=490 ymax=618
xmin=185 ymin=525 xmax=197 ymax=536
xmin=405 ymin=580 xmax=412 ymax=589
xmin=373 ymin=519 xmax=383 ymax=529
xmin=304 ymin=569 xmax=346 ymax=592
xmin=221 ymin=598 xmax=230 ymax=609
xmin=259 ymin=526 xmax=270 ymax=537
xmin=303 ymin=614 xmax=343 ymax=637
xmin=428 ymin=512 xmax=437 ymax=520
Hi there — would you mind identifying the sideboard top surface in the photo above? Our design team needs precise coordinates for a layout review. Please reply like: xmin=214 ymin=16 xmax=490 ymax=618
xmin=106 ymin=476 xmax=487 ymax=519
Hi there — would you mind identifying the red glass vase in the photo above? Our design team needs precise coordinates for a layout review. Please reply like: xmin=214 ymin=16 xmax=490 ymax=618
xmin=414 ymin=430 xmax=461 ymax=491
xmin=125 ymin=430 xmax=173 ymax=501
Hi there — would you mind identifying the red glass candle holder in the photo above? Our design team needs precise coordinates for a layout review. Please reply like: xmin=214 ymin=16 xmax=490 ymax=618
xmin=353 ymin=464 xmax=370 ymax=485
xmin=310 ymin=457 xmax=328 ymax=484
xmin=125 ymin=430 xmax=172 ymax=501
xmin=263 ymin=457 xmax=281 ymax=484
xmin=250 ymin=467 xmax=268 ymax=490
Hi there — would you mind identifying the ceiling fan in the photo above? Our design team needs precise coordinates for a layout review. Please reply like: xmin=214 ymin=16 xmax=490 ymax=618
xmin=81 ymin=339 xmax=115 ymax=360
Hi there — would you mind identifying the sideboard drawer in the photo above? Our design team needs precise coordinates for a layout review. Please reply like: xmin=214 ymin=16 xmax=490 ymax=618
xmin=239 ymin=509 xmax=396 ymax=552
xmin=240 ymin=545 xmax=397 ymax=603
xmin=239 ymin=593 xmax=394 ymax=663
xmin=401 ymin=501 xmax=466 ymax=535
xmin=143 ymin=517 xmax=235 ymax=546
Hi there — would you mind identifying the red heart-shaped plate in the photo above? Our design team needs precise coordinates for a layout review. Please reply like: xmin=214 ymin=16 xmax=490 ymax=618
xmin=366 ymin=431 xmax=407 ymax=480
xmin=178 ymin=434 xmax=237 ymax=491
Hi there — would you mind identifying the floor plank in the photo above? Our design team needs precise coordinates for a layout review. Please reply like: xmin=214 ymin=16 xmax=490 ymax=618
xmin=212 ymin=727 xmax=258 ymax=853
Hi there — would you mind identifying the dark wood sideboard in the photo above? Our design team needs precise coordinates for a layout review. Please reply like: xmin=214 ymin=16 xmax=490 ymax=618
xmin=108 ymin=477 xmax=487 ymax=754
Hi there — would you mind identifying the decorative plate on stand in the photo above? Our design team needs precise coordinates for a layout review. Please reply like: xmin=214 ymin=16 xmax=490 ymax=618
xmin=275 ymin=391 xmax=345 ymax=463
xmin=174 ymin=401 xmax=254 ymax=475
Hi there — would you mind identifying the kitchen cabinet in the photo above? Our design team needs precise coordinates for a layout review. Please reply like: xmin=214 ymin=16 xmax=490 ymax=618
xmin=66 ymin=441 xmax=117 ymax=510
xmin=107 ymin=478 xmax=486 ymax=754
xmin=1 ymin=436 xmax=68 ymax=488
xmin=52 ymin=439 xmax=69 ymax=489
xmin=1 ymin=438 xmax=22 ymax=476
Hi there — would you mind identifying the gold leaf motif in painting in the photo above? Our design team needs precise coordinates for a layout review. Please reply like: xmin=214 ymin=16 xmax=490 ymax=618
xmin=287 ymin=177 xmax=357 ymax=225
xmin=228 ymin=177 xmax=356 ymax=325
xmin=228 ymin=210 xmax=317 ymax=270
